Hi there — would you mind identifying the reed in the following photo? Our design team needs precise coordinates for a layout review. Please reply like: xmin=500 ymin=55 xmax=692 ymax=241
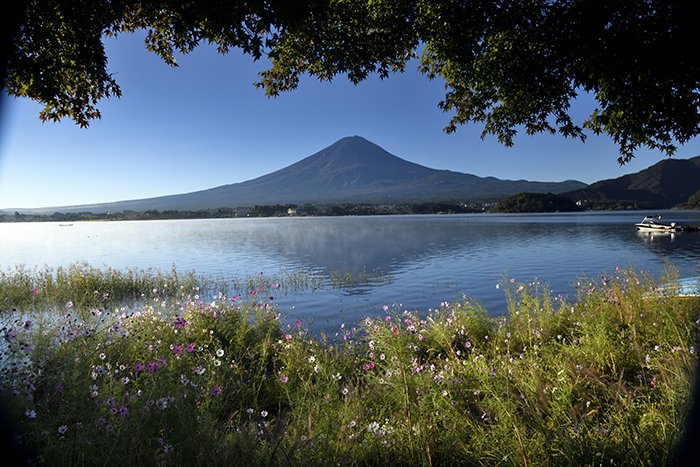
xmin=0 ymin=263 xmax=383 ymax=314
xmin=0 ymin=263 xmax=205 ymax=312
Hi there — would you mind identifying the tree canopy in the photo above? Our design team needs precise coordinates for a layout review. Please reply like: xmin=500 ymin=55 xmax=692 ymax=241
xmin=3 ymin=0 xmax=698 ymax=162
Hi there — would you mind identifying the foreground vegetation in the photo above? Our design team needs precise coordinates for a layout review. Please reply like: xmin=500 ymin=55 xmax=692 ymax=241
xmin=1 ymin=267 xmax=699 ymax=465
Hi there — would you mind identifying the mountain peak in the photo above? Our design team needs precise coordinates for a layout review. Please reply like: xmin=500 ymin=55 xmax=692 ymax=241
xmin=338 ymin=135 xmax=368 ymax=142
xmin=323 ymin=135 xmax=382 ymax=155
xmin=271 ymin=136 xmax=427 ymax=185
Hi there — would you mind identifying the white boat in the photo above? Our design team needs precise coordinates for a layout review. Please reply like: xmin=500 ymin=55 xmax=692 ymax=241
xmin=635 ymin=215 xmax=686 ymax=232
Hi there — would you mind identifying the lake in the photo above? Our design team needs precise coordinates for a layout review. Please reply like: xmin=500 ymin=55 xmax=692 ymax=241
xmin=2 ymin=211 xmax=700 ymax=333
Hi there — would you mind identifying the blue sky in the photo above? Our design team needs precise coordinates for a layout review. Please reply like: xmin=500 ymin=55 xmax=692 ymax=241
xmin=1 ymin=31 xmax=699 ymax=209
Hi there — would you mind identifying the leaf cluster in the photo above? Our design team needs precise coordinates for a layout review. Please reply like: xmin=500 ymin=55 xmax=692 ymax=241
xmin=414 ymin=0 xmax=699 ymax=162
xmin=5 ymin=0 xmax=313 ymax=127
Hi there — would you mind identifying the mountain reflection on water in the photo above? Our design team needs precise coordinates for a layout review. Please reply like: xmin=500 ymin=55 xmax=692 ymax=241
xmin=1 ymin=211 xmax=700 ymax=332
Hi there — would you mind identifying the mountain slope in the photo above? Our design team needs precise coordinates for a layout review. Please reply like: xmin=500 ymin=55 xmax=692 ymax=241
xmin=562 ymin=157 xmax=700 ymax=208
xmin=7 ymin=136 xmax=587 ymax=214
xmin=194 ymin=136 xmax=585 ymax=205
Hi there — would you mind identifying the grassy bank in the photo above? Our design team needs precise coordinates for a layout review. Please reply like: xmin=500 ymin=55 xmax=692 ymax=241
xmin=1 ymin=268 xmax=698 ymax=465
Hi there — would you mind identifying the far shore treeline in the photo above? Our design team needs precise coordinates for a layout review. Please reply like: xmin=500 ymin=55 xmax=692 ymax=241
xmin=6 ymin=193 xmax=700 ymax=223
xmin=1 ymin=202 xmax=491 ymax=222
xmin=4 ymin=195 xmax=700 ymax=223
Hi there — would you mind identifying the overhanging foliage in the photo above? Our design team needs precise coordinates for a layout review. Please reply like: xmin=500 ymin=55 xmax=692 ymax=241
xmin=3 ymin=1 xmax=698 ymax=162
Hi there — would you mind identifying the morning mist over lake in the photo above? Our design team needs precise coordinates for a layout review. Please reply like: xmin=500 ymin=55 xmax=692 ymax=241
xmin=3 ymin=211 xmax=700 ymax=333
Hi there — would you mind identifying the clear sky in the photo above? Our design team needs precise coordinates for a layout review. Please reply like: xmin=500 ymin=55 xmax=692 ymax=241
xmin=1 ymin=31 xmax=699 ymax=209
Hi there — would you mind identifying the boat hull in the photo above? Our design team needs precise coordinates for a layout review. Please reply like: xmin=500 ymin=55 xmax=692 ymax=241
xmin=635 ymin=224 xmax=683 ymax=232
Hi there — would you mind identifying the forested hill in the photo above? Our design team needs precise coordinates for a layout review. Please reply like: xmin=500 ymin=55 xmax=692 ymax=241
xmin=562 ymin=156 xmax=700 ymax=209
xmin=491 ymin=193 xmax=581 ymax=213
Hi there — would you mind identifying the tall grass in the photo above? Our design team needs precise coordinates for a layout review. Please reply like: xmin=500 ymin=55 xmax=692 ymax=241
xmin=0 ymin=263 xmax=205 ymax=312
xmin=1 ymin=267 xmax=698 ymax=465
xmin=0 ymin=263 xmax=388 ymax=315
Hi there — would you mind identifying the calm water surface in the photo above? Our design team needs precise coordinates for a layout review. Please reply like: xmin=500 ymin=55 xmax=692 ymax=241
xmin=2 ymin=211 xmax=700 ymax=332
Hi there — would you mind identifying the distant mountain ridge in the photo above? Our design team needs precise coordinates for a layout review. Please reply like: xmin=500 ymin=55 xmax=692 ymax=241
xmin=5 ymin=136 xmax=587 ymax=214
xmin=562 ymin=156 xmax=700 ymax=209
